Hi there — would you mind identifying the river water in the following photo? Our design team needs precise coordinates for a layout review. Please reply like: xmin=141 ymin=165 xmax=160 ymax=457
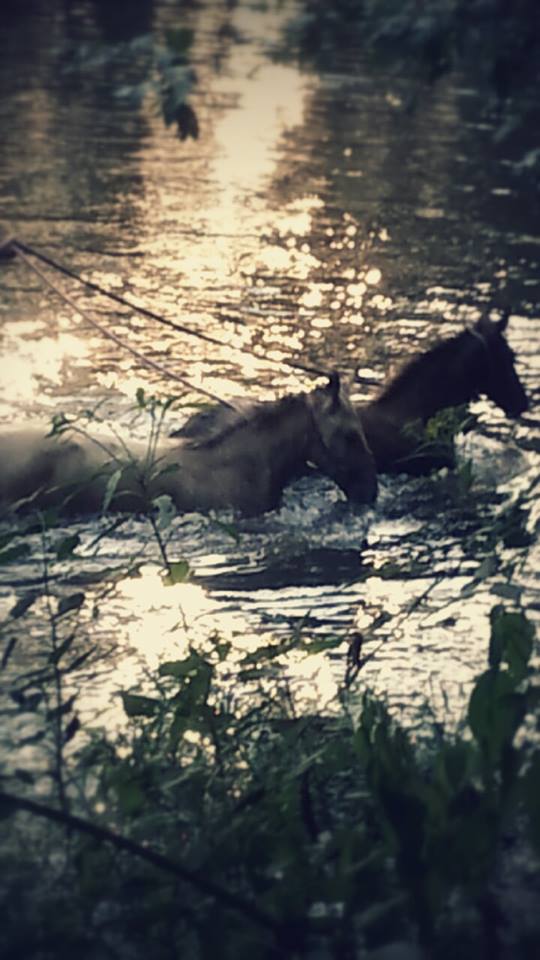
xmin=0 ymin=0 xmax=538 ymax=736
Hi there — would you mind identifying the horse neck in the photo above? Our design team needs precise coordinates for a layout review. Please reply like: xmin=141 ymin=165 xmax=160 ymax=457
xmin=242 ymin=395 xmax=312 ymax=481
xmin=373 ymin=331 xmax=481 ymax=422
xmin=174 ymin=394 xmax=312 ymax=476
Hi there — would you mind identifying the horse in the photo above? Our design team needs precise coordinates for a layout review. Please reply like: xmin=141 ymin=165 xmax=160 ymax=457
xmin=0 ymin=373 xmax=377 ymax=518
xmin=173 ymin=311 xmax=529 ymax=477
xmin=360 ymin=310 xmax=529 ymax=474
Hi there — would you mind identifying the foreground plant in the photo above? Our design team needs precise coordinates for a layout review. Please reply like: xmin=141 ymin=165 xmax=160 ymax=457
xmin=0 ymin=603 xmax=538 ymax=959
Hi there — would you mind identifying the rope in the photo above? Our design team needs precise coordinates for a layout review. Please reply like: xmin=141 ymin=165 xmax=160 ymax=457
xmin=12 ymin=239 xmax=328 ymax=379
xmin=10 ymin=241 xmax=234 ymax=409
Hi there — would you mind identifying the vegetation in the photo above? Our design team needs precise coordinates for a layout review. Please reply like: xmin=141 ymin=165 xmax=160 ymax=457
xmin=0 ymin=596 xmax=538 ymax=958
xmin=62 ymin=28 xmax=198 ymax=140
xmin=289 ymin=0 xmax=540 ymax=93
xmin=0 ymin=456 xmax=539 ymax=956
xmin=286 ymin=0 xmax=540 ymax=176
xmin=0 ymin=398 xmax=538 ymax=958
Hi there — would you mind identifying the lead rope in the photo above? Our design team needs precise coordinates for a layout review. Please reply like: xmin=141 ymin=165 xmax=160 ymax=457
xmin=9 ymin=240 xmax=236 ymax=409
xmin=8 ymin=237 xmax=327 ymax=380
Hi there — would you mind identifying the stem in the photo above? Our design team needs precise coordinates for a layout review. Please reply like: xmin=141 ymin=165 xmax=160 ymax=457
xmin=147 ymin=512 xmax=171 ymax=573
xmin=0 ymin=789 xmax=280 ymax=935
xmin=40 ymin=525 xmax=69 ymax=816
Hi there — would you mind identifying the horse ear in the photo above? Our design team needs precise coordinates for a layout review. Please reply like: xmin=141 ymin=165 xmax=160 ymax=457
xmin=477 ymin=309 xmax=509 ymax=337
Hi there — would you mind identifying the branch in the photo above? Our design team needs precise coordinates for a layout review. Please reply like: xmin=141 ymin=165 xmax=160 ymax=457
xmin=0 ymin=788 xmax=279 ymax=934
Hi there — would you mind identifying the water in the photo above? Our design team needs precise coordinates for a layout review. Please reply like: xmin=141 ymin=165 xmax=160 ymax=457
xmin=0 ymin=0 xmax=538 ymax=736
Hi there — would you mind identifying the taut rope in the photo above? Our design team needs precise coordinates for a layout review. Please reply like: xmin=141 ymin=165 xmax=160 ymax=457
xmin=9 ymin=239 xmax=234 ymax=409
xmin=7 ymin=237 xmax=327 ymax=380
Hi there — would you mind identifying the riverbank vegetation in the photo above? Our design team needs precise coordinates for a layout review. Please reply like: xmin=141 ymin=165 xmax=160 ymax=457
xmin=286 ymin=0 xmax=540 ymax=178
xmin=0 ymin=400 xmax=538 ymax=958
xmin=0 ymin=589 xmax=538 ymax=958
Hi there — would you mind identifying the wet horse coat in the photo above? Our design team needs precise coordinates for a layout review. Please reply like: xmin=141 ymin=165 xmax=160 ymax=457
xmin=0 ymin=375 xmax=377 ymax=517
xmin=360 ymin=311 xmax=529 ymax=473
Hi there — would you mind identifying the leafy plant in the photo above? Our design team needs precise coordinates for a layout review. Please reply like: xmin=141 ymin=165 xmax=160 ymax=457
xmin=62 ymin=30 xmax=198 ymax=139
xmin=1 ymin=604 xmax=538 ymax=958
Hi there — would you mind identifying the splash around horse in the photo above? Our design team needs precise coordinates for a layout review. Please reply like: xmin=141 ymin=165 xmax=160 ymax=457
xmin=0 ymin=374 xmax=377 ymax=518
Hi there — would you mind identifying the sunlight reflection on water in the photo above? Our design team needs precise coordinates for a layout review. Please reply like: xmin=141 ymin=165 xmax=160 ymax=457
xmin=78 ymin=563 xmax=342 ymax=730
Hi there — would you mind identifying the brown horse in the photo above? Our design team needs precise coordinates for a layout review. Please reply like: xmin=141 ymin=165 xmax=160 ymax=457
xmin=0 ymin=374 xmax=377 ymax=518
xmin=361 ymin=311 xmax=529 ymax=474
xmin=174 ymin=312 xmax=529 ymax=477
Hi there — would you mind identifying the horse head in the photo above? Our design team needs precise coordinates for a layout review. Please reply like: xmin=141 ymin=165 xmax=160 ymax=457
xmin=472 ymin=311 xmax=529 ymax=417
xmin=306 ymin=372 xmax=378 ymax=504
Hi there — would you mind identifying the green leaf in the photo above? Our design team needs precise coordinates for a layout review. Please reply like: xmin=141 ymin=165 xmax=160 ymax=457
xmin=136 ymin=387 xmax=146 ymax=408
xmin=468 ymin=670 xmax=527 ymax=758
xmin=210 ymin=518 xmax=241 ymax=543
xmin=49 ymin=633 xmax=75 ymax=665
xmin=47 ymin=693 xmax=77 ymax=720
xmin=155 ymin=463 xmax=180 ymax=479
xmin=110 ymin=768 xmax=146 ymax=815
xmin=158 ymin=654 xmax=203 ymax=680
xmin=47 ymin=413 xmax=70 ymax=436
xmin=165 ymin=27 xmax=194 ymax=56
xmin=56 ymin=592 xmax=85 ymax=617
xmin=9 ymin=591 xmax=39 ymax=620
xmin=240 ymin=639 xmax=294 ymax=666
xmin=55 ymin=533 xmax=81 ymax=560
xmin=490 ymin=583 xmax=522 ymax=603
xmin=64 ymin=715 xmax=80 ymax=744
xmin=153 ymin=494 xmax=176 ymax=530
xmin=301 ymin=634 xmax=344 ymax=654
xmin=102 ymin=468 xmax=123 ymax=514
xmin=113 ymin=81 xmax=151 ymax=107
xmin=355 ymin=896 xmax=406 ymax=933
xmin=1 ymin=636 xmax=17 ymax=669
xmin=214 ymin=639 xmax=231 ymax=662
xmin=489 ymin=606 xmax=534 ymax=682
xmin=66 ymin=648 xmax=96 ymax=673
xmin=163 ymin=560 xmax=190 ymax=585
xmin=438 ymin=741 xmax=473 ymax=792
xmin=0 ymin=531 xmax=17 ymax=550
xmin=474 ymin=555 xmax=498 ymax=582
xmin=0 ymin=543 xmax=31 ymax=565
xmin=522 ymin=753 xmax=540 ymax=853
xmin=121 ymin=692 xmax=160 ymax=718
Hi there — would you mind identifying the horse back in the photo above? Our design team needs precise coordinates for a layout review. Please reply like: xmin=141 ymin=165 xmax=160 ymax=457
xmin=0 ymin=429 xmax=148 ymax=513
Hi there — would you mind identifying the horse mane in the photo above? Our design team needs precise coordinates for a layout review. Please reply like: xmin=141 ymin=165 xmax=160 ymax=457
xmin=376 ymin=328 xmax=474 ymax=405
xmin=182 ymin=393 xmax=304 ymax=451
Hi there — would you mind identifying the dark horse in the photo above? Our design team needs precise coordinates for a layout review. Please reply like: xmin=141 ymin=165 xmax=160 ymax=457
xmin=174 ymin=312 xmax=528 ymax=476
xmin=0 ymin=374 xmax=377 ymax=518
xmin=360 ymin=310 xmax=529 ymax=474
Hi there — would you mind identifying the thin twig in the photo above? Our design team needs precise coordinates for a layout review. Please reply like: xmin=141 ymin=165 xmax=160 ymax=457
xmin=39 ymin=524 xmax=69 ymax=816
xmin=0 ymin=788 xmax=281 ymax=934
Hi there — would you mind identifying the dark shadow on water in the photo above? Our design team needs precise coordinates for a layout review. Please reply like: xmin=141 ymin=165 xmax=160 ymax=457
xmin=193 ymin=546 xmax=367 ymax=590
xmin=89 ymin=0 xmax=155 ymax=44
